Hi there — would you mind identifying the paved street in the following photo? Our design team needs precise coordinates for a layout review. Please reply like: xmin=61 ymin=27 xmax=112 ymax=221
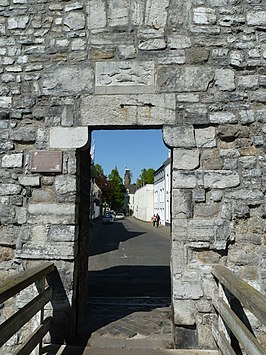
xmin=88 ymin=216 xmax=171 ymax=297
xmin=78 ymin=217 xmax=173 ymax=350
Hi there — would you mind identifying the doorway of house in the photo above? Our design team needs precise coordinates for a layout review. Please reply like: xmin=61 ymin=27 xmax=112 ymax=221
xmin=79 ymin=128 xmax=174 ymax=349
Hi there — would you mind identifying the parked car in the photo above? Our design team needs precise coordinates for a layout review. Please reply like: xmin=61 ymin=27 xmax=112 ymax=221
xmin=102 ymin=213 xmax=114 ymax=223
xmin=116 ymin=212 xmax=125 ymax=220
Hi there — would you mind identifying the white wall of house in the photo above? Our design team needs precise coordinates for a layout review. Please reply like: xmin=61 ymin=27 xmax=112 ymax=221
xmin=154 ymin=158 xmax=171 ymax=226
xmin=164 ymin=161 xmax=171 ymax=226
xmin=134 ymin=184 xmax=154 ymax=222
xmin=154 ymin=175 xmax=165 ymax=224
xmin=91 ymin=182 xmax=102 ymax=219
xmin=128 ymin=193 xmax=135 ymax=214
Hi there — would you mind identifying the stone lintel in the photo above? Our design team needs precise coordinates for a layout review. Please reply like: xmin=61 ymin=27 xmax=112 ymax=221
xmin=80 ymin=94 xmax=176 ymax=126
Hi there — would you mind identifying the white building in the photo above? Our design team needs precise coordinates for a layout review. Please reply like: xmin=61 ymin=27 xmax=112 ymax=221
xmin=90 ymin=181 xmax=102 ymax=220
xmin=133 ymin=184 xmax=154 ymax=222
xmin=153 ymin=157 xmax=171 ymax=226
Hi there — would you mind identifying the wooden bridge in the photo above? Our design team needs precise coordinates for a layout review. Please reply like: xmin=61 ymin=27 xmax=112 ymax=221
xmin=0 ymin=263 xmax=265 ymax=355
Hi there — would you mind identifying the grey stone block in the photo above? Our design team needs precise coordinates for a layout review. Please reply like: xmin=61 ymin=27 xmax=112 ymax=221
xmin=2 ymin=153 xmax=23 ymax=168
xmin=144 ymin=0 xmax=170 ymax=27
xmin=10 ymin=127 xmax=36 ymax=143
xmin=214 ymin=69 xmax=235 ymax=91
xmin=55 ymin=175 xmax=76 ymax=202
xmin=48 ymin=225 xmax=76 ymax=242
xmin=157 ymin=66 xmax=214 ymax=93
xmin=173 ymin=149 xmax=200 ymax=170
xmin=173 ymin=280 xmax=204 ymax=300
xmin=86 ymin=0 xmax=106 ymax=29
xmin=18 ymin=176 xmax=40 ymax=187
xmin=0 ymin=225 xmax=19 ymax=246
xmin=203 ymin=170 xmax=240 ymax=189
xmin=63 ymin=12 xmax=85 ymax=30
xmin=172 ymin=171 xmax=197 ymax=189
xmin=27 ymin=203 xmax=75 ymax=224
xmin=193 ymin=7 xmax=217 ymax=25
xmin=247 ymin=11 xmax=266 ymax=26
xmin=163 ymin=125 xmax=195 ymax=148
xmin=173 ymin=299 xmax=196 ymax=325
xmin=0 ymin=183 xmax=22 ymax=195
xmin=195 ymin=127 xmax=216 ymax=148
xmin=43 ymin=65 xmax=93 ymax=96
xmin=172 ymin=189 xmax=192 ymax=218
xmin=108 ymin=0 xmax=129 ymax=27
xmin=210 ymin=112 xmax=237 ymax=124
xmin=167 ymin=34 xmax=191 ymax=49
xmin=194 ymin=203 xmax=220 ymax=218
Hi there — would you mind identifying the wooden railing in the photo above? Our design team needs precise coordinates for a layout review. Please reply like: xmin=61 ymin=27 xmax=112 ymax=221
xmin=212 ymin=265 xmax=266 ymax=355
xmin=0 ymin=262 xmax=55 ymax=355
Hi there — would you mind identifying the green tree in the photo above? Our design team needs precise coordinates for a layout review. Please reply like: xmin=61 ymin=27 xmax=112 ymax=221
xmin=94 ymin=163 xmax=104 ymax=176
xmin=136 ymin=168 xmax=155 ymax=188
xmin=108 ymin=167 xmax=125 ymax=211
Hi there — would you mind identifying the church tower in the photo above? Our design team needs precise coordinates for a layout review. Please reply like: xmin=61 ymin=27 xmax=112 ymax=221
xmin=124 ymin=168 xmax=131 ymax=187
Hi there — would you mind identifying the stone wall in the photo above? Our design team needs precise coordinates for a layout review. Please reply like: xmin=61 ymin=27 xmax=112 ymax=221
xmin=0 ymin=0 xmax=265 ymax=351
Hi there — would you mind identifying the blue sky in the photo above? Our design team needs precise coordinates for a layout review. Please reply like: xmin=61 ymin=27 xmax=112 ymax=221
xmin=91 ymin=129 xmax=169 ymax=183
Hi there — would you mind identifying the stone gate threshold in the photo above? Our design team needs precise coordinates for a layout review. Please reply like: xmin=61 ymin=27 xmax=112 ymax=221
xmin=42 ymin=346 xmax=219 ymax=355
xmin=81 ymin=297 xmax=173 ymax=349
xmin=42 ymin=297 xmax=219 ymax=354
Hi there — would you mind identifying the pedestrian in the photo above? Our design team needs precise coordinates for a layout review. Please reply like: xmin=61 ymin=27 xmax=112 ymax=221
xmin=156 ymin=213 xmax=160 ymax=227
xmin=151 ymin=214 xmax=156 ymax=227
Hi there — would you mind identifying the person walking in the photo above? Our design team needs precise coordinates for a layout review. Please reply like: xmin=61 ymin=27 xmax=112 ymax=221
xmin=156 ymin=213 xmax=160 ymax=227
xmin=151 ymin=214 xmax=156 ymax=227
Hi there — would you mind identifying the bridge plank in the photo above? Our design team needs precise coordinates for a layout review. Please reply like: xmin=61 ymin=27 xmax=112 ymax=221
xmin=0 ymin=287 xmax=52 ymax=347
xmin=212 ymin=323 xmax=235 ymax=355
xmin=14 ymin=317 xmax=52 ymax=355
xmin=212 ymin=265 xmax=266 ymax=326
xmin=212 ymin=296 xmax=266 ymax=355
xmin=0 ymin=262 xmax=54 ymax=304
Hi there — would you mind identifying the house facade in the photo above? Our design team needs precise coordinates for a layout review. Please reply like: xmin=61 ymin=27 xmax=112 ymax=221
xmin=133 ymin=184 xmax=154 ymax=222
xmin=154 ymin=157 xmax=171 ymax=226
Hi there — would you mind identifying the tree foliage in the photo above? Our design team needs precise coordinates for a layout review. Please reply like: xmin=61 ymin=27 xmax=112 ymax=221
xmin=136 ymin=168 xmax=155 ymax=188
xmin=94 ymin=164 xmax=125 ymax=211
xmin=94 ymin=163 xmax=104 ymax=176
xmin=108 ymin=167 xmax=125 ymax=211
